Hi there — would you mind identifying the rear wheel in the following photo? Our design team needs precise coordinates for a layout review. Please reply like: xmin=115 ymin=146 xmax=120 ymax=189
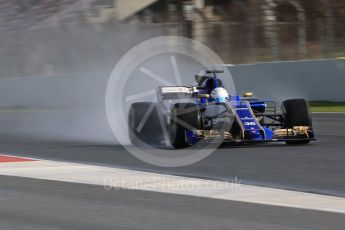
xmin=170 ymin=103 xmax=203 ymax=148
xmin=128 ymin=102 xmax=162 ymax=146
xmin=282 ymin=99 xmax=312 ymax=145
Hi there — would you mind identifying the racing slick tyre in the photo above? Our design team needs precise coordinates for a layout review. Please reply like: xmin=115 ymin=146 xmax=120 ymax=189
xmin=282 ymin=99 xmax=312 ymax=145
xmin=128 ymin=102 xmax=162 ymax=146
xmin=170 ymin=103 xmax=203 ymax=148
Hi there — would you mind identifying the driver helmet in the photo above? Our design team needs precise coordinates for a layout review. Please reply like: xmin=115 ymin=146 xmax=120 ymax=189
xmin=210 ymin=87 xmax=229 ymax=102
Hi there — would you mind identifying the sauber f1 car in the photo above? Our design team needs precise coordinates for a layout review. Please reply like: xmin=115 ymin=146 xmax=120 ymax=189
xmin=128 ymin=70 xmax=316 ymax=148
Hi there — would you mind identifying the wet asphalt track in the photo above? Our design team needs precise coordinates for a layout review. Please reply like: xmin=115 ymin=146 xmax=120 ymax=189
xmin=0 ymin=113 xmax=344 ymax=197
xmin=0 ymin=113 xmax=345 ymax=230
xmin=1 ymin=175 xmax=345 ymax=230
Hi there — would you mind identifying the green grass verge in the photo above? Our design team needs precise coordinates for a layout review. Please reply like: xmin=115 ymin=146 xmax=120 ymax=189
xmin=309 ymin=101 xmax=345 ymax=112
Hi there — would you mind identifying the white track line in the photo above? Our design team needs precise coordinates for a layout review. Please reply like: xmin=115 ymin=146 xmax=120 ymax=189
xmin=1 ymin=158 xmax=345 ymax=214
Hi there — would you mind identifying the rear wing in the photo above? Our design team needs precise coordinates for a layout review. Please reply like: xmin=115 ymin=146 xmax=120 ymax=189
xmin=195 ymin=69 xmax=224 ymax=85
xmin=157 ymin=86 xmax=195 ymax=100
xmin=206 ymin=70 xmax=224 ymax=74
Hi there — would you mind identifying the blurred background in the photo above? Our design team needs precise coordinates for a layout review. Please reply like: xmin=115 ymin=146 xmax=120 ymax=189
xmin=0 ymin=0 xmax=344 ymax=143
xmin=0 ymin=0 xmax=344 ymax=79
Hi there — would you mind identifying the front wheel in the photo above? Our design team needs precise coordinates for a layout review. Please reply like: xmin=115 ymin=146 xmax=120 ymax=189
xmin=282 ymin=99 xmax=312 ymax=145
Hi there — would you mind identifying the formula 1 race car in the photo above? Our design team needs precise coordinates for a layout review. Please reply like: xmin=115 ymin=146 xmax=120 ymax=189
xmin=128 ymin=70 xmax=316 ymax=148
